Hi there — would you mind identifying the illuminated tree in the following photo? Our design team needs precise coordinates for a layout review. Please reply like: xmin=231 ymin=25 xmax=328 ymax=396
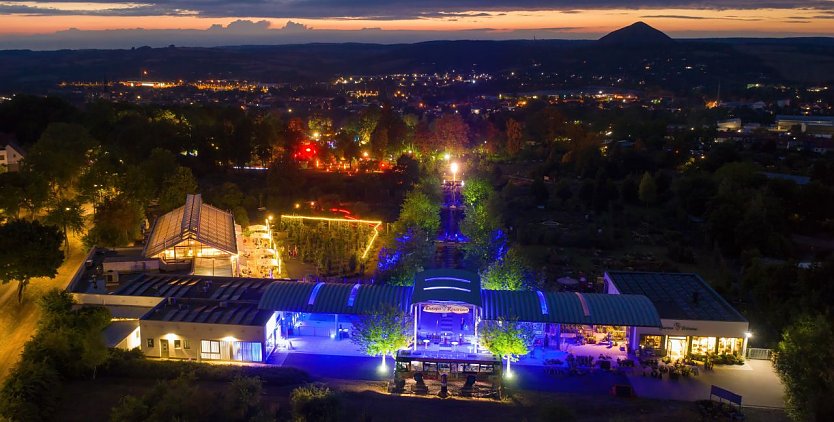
xmin=774 ymin=315 xmax=834 ymax=421
xmin=461 ymin=177 xmax=492 ymax=208
xmin=0 ymin=219 xmax=64 ymax=303
xmin=479 ymin=318 xmax=531 ymax=377
xmin=481 ymin=248 xmax=527 ymax=291
xmin=396 ymin=189 xmax=440 ymax=235
xmin=351 ymin=306 xmax=412 ymax=368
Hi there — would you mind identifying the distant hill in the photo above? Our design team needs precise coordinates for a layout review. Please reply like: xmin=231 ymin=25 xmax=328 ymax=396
xmin=0 ymin=30 xmax=833 ymax=92
xmin=598 ymin=22 xmax=674 ymax=46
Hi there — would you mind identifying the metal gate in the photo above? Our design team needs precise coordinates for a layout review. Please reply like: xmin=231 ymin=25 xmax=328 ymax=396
xmin=746 ymin=348 xmax=772 ymax=360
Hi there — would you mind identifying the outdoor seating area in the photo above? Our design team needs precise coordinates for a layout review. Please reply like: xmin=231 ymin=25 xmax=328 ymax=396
xmin=390 ymin=373 xmax=499 ymax=399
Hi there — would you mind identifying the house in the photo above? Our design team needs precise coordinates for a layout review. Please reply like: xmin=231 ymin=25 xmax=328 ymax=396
xmin=0 ymin=133 xmax=25 ymax=172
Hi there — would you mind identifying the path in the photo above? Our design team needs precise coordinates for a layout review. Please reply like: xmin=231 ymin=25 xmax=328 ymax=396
xmin=0 ymin=231 xmax=88 ymax=381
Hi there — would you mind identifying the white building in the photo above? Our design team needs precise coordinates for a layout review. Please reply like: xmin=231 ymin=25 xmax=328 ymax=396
xmin=0 ymin=134 xmax=25 ymax=172
xmin=604 ymin=271 xmax=750 ymax=359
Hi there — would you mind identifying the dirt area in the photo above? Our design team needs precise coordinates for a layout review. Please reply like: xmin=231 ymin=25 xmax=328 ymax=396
xmin=55 ymin=376 xmax=789 ymax=422
xmin=0 ymin=231 xmax=87 ymax=381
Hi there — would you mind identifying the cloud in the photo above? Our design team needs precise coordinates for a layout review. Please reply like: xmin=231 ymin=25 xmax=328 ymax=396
xmin=2 ymin=1 xmax=834 ymax=20
xmin=641 ymin=14 xmax=762 ymax=21
xmin=0 ymin=20 xmax=598 ymax=50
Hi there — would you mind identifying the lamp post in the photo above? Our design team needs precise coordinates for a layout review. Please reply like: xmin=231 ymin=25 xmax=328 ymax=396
xmin=450 ymin=162 xmax=458 ymax=183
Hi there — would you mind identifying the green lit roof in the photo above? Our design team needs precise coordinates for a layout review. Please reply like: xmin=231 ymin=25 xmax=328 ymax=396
xmin=480 ymin=290 xmax=661 ymax=327
xmin=258 ymin=281 xmax=412 ymax=314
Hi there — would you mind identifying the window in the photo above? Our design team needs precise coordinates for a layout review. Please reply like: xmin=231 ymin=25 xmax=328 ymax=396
xmin=183 ymin=339 xmax=190 ymax=349
xmin=640 ymin=335 xmax=662 ymax=350
xmin=174 ymin=340 xmax=182 ymax=349
xmin=201 ymin=340 xmax=221 ymax=360
xmin=233 ymin=341 xmax=263 ymax=362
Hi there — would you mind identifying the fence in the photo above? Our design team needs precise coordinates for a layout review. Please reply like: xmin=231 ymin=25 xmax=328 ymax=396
xmin=746 ymin=348 xmax=772 ymax=360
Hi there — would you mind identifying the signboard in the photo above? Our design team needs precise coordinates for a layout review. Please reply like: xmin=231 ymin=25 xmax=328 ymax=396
xmin=422 ymin=304 xmax=469 ymax=314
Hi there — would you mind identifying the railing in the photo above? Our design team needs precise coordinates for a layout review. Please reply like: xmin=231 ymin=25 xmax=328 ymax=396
xmin=747 ymin=348 xmax=773 ymax=360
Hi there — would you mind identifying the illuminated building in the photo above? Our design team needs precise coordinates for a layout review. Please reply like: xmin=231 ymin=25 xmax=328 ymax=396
xmin=143 ymin=194 xmax=238 ymax=276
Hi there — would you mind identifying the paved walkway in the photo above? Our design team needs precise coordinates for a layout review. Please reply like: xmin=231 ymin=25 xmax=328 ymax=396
xmin=625 ymin=359 xmax=785 ymax=408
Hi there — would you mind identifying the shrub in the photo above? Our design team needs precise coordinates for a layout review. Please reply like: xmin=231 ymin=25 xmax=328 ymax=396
xmin=0 ymin=360 xmax=62 ymax=422
xmin=290 ymin=383 xmax=341 ymax=422
xmin=101 ymin=350 xmax=310 ymax=386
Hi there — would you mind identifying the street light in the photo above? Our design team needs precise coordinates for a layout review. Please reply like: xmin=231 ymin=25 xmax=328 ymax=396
xmin=443 ymin=153 xmax=450 ymax=161
xmin=450 ymin=162 xmax=459 ymax=182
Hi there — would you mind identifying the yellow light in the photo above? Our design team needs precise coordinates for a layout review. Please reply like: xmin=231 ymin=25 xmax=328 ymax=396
xmin=222 ymin=336 xmax=237 ymax=342
xmin=268 ymin=215 xmax=274 ymax=221
xmin=294 ymin=203 xmax=300 ymax=209
xmin=444 ymin=153 xmax=450 ymax=161
xmin=363 ymin=151 xmax=369 ymax=158
xmin=450 ymin=162 xmax=458 ymax=174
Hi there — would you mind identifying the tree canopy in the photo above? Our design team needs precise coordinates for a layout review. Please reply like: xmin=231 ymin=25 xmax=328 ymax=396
xmin=0 ymin=219 xmax=64 ymax=303
xmin=351 ymin=306 xmax=412 ymax=366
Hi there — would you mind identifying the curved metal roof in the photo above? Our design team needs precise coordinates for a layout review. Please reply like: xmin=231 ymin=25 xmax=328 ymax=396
xmin=258 ymin=281 xmax=412 ymax=314
xmin=481 ymin=290 xmax=660 ymax=327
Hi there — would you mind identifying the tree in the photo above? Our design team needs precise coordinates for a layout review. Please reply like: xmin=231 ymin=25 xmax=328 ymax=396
xmin=774 ymin=315 xmax=834 ymax=421
xmin=43 ymin=198 xmax=85 ymax=251
xmin=158 ymin=166 xmax=198 ymax=212
xmin=505 ymin=118 xmax=523 ymax=156
xmin=480 ymin=248 xmax=527 ymax=290
xmin=0 ymin=219 xmax=64 ymax=303
xmin=84 ymin=196 xmax=144 ymax=248
xmin=479 ymin=318 xmax=531 ymax=377
xmin=351 ymin=306 xmax=412 ymax=368
xmin=24 ymin=122 xmax=95 ymax=192
xmin=461 ymin=178 xmax=493 ymax=208
xmin=431 ymin=113 xmax=469 ymax=156
xmin=638 ymin=171 xmax=657 ymax=206
xmin=396 ymin=190 xmax=440 ymax=235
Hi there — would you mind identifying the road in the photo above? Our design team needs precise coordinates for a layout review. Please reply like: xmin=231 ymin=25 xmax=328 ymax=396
xmin=0 ymin=231 xmax=88 ymax=381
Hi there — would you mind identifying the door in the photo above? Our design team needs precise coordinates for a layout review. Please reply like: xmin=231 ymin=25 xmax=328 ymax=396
xmin=160 ymin=339 xmax=170 ymax=358
xmin=667 ymin=336 xmax=687 ymax=360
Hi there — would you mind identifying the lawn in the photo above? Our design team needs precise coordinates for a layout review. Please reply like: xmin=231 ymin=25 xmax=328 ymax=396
xmin=55 ymin=376 xmax=789 ymax=422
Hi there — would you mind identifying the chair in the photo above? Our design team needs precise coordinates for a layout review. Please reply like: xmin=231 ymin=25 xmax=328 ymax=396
xmin=412 ymin=373 xmax=429 ymax=395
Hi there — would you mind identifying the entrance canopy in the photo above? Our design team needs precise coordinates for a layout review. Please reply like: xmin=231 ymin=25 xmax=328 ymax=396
xmin=412 ymin=269 xmax=481 ymax=307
